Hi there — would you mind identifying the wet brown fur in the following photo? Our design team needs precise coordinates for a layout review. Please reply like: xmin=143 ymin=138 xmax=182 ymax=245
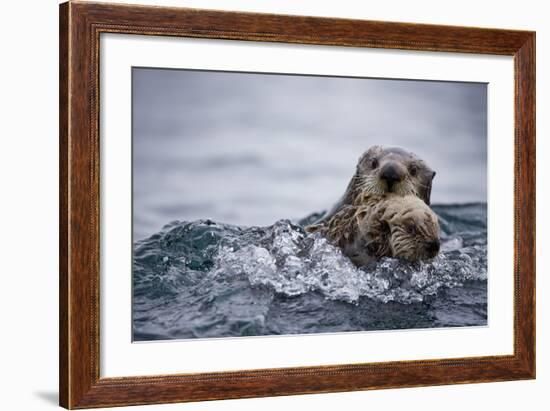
xmin=307 ymin=194 xmax=440 ymax=266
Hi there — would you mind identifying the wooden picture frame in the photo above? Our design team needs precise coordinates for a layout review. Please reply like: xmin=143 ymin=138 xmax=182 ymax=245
xmin=59 ymin=1 xmax=535 ymax=408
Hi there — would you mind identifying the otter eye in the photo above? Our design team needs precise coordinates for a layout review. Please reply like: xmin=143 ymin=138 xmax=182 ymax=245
xmin=371 ymin=158 xmax=379 ymax=169
xmin=409 ymin=164 xmax=418 ymax=176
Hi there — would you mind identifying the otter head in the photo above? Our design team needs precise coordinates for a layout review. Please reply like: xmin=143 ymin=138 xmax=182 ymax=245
xmin=354 ymin=146 xmax=436 ymax=205
xmin=381 ymin=195 xmax=441 ymax=262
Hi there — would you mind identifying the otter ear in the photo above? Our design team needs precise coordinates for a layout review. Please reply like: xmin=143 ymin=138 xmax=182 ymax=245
xmin=419 ymin=170 xmax=436 ymax=205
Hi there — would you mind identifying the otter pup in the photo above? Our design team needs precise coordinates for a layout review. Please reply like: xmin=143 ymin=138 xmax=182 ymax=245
xmin=306 ymin=194 xmax=440 ymax=266
xmin=323 ymin=146 xmax=436 ymax=222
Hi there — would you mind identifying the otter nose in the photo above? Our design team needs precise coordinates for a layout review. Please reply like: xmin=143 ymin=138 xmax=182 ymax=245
xmin=425 ymin=240 xmax=440 ymax=257
xmin=380 ymin=164 xmax=404 ymax=190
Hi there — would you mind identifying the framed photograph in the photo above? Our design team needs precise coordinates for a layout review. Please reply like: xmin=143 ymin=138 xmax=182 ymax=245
xmin=59 ymin=1 xmax=535 ymax=409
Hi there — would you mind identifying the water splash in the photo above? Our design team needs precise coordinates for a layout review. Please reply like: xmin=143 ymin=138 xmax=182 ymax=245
xmin=133 ymin=204 xmax=487 ymax=340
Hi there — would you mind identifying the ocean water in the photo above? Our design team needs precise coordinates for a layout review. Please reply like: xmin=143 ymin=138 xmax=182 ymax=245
xmin=132 ymin=202 xmax=487 ymax=341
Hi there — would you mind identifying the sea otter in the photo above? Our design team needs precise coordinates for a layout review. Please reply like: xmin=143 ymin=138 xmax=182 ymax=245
xmin=322 ymin=146 xmax=436 ymax=222
xmin=306 ymin=194 xmax=440 ymax=266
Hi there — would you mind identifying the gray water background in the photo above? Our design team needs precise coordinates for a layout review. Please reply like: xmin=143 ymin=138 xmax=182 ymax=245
xmin=133 ymin=68 xmax=487 ymax=240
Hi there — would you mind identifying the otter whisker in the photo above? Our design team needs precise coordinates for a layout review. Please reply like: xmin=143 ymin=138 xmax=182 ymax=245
xmin=318 ymin=146 xmax=435 ymax=223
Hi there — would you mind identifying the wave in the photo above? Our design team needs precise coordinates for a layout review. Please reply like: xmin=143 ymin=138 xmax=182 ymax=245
xmin=133 ymin=203 xmax=487 ymax=340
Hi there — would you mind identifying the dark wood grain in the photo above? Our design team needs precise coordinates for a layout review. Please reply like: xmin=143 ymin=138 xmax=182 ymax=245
xmin=59 ymin=1 xmax=535 ymax=409
xmin=514 ymin=34 xmax=536 ymax=375
xmin=59 ymin=2 xmax=69 ymax=407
